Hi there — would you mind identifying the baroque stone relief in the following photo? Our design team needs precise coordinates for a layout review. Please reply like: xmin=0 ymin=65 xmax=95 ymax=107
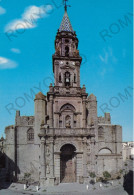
xmin=20 ymin=116 xmax=34 ymax=126
xmin=46 ymin=145 xmax=51 ymax=175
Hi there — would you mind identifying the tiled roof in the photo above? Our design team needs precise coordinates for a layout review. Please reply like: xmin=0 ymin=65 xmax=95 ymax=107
xmin=59 ymin=11 xmax=74 ymax=33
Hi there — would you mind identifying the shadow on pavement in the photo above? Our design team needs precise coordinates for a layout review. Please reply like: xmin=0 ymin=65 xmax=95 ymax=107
xmin=123 ymin=170 xmax=133 ymax=195
xmin=0 ymin=151 xmax=20 ymax=190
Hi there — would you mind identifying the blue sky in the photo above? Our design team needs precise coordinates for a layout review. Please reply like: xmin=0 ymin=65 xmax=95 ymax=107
xmin=0 ymin=0 xmax=133 ymax=141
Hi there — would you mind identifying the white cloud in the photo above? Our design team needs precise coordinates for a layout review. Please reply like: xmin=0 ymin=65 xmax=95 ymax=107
xmin=5 ymin=5 xmax=53 ymax=31
xmin=98 ymin=47 xmax=117 ymax=77
xmin=0 ymin=6 xmax=6 ymax=15
xmin=11 ymin=48 xmax=21 ymax=54
xmin=0 ymin=57 xmax=18 ymax=69
xmin=99 ymin=53 xmax=108 ymax=64
xmin=99 ymin=47 xmax=118 ymax=65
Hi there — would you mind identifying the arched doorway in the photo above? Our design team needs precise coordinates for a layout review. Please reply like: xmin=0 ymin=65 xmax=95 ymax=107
xmin=60 ymin=144 xmax=76 ymax=183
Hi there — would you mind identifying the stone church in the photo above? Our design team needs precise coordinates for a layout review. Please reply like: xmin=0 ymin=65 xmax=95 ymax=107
xmin=4 ymin=7 xmax=122 ymax=186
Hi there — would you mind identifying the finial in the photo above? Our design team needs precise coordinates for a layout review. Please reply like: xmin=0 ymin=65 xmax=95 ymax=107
xmin=63 ymin=0 xmax=71 ymax=11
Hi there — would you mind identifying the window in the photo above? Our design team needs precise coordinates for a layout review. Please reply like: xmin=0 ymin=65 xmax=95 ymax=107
xmin=65 ymin=72 xmax=70 ymax=86
xmin=27 ymin=128 xmax=34 ymax=141
xmin=65 ymin=46 xmax=69 ymax=57
xmin=74 ymin=74 xmax=76 ymax=83
xmin=59 ymin=120 xmax=62 ymax=127
xmin=59 ymin=73 xmax=62 ymax=82
xmin=99 ymin=148 xmax=112 ymax=154
xmin=65 ymin=39 xmax=69 ymax=43
xmin=74 ymin=121 xmax=77 ymax=127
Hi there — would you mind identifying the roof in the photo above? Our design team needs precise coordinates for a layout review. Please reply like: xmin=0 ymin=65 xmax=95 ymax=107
xmin=35 ymin=92 xmax=46 ymax=100
xmin=59 ymin=11 xmax=74 ymax=33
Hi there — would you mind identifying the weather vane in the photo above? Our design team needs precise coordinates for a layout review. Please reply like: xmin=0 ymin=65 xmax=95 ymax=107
xmin=63 ymin=0 xmax=71 ymax=11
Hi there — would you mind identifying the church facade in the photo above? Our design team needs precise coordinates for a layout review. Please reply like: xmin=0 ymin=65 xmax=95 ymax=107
xmin=4 ymin=9 xmax=122 ymax=186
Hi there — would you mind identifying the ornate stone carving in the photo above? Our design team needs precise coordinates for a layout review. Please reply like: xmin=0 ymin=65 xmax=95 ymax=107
xmin=46 ymin=165 xmax=50 ymax=174
xmin=74 ymin=49 xmax=79 ymax=57
xmin=56 ymin=46 xmax=60 ymax=56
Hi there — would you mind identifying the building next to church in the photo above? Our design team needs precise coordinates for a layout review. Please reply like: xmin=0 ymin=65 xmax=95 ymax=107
xmin=3 ymin=6 xmax=122 ymax=186
xmin=122 ymin=142 xmax=134 ymax=161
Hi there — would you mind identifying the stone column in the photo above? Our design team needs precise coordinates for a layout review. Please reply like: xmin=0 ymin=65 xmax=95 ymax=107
xmin=76 ymin=152 xmax=83 ymax=183
xmin=63 ymin=115 xmax=65 ymax=128
xmin=54 ymin=61 xmax=59 ymax=86
xmin=40 ymin=137 xmax=46 ymax=186
xmin=83 ymin=138 xmax=87 ymax=181
xmin=82 ymin=96 xmax=86 ymax=128
xmin=49 ymin=95 xmax=53 ymax=128
xmin=54 ymin=152 xmax=61 ymax=185
xmin=76 ymin=62 xmax=80 ymax=87
xmin=54 ymin=114 xmax=59 ymax=128
xmin=49 ymin=139 xmax=55 ymax=185
xmin=90 ymin=137 xmax=95 ymax=172
xmin=54 ymin=101 xmax=59 ymax=128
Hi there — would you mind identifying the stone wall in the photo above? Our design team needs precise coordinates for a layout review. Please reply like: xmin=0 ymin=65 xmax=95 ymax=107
xmin=97 ymin=124 xmax=122 ymax=175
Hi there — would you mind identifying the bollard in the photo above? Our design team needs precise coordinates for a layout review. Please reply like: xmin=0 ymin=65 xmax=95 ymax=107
xmin=100 ymin=183 xmax=102 ymax=188
xmin=36 ymin=186 xmax=39 ymax=191
xmin=24 ymin=184 xmax=26 ymax=190
xmin=86 ymin=185 xmax=89 ymax=190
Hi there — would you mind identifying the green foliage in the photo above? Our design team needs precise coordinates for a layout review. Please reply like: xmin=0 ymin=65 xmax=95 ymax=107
xmin=90 ymin=179 xmax=95 ymax=185
xmin=119 ymin=169 xmax=123 ymax=174
xmin=103 ymin=171 xmax=111 ymax=180
xmin=24 ymin=173 xmax=31 ymax=179
xmin=96 ymin=177 xmax=104 ymax=182
xmin=89 ymin=172 xmax=96 ymax=178
xmin=124 ymin=163 xmax=128 ymax=166
xmin=116 ymin=176 xmax=121 ymax=180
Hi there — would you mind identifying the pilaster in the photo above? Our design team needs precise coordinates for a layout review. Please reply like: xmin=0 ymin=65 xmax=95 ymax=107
xmin=40 ymin=137 xmax=46 ymax=186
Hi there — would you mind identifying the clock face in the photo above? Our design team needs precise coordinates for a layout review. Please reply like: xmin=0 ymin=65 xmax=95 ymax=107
xmin=60 ymin=61 xmax=64 ymax=65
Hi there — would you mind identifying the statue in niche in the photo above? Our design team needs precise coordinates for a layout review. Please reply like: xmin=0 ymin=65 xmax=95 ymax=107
xmin=46 ymin=165 xmax=50 ymax=174
xmin=90 ymin=118 xmax=94 ymax=126
xmin=87 ymin=142 xmax=90 ymax=151
xmin=65 ymin=115 xmax=71 ymax=128
xmin=46 ymin=146 xmax=50 ymax=157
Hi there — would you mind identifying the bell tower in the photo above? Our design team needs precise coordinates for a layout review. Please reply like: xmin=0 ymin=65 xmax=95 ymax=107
xmin=52 ymin=8 xmax=82 ymax=89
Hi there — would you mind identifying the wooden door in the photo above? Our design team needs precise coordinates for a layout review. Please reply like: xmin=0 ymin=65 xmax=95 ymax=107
xmin=61 ymin=155 xmax=76 ymax=183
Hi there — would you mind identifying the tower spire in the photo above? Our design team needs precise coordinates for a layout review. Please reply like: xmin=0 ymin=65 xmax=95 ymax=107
xmin=59 ymin=0 xmax=73 ymax=33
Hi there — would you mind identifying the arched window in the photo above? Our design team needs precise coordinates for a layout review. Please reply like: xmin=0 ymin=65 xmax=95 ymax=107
xmin=98 ymin=148 xmax=112 ymax=154
xmin=60 ymin=104 xmax=76 ymax=113
xmin=60 ymin=104 xmax=76 ymax=128
xmin=74 ymin=74 xmax=76 ymax=83
xmin=65 ymin=39 xmax=69 ymax=43
xmin=65 ymin=72 xmax=70 ymax=86
xmin=59 ymin=73 xmax=62 ymax=82
xmin=65 ymin=46 xmax=69 ymax=57
xmin=27 ymin=128 xmax=34 ymax=141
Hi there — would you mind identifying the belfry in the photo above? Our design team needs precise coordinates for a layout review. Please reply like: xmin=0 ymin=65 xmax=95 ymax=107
xmin=4 ymin=2 xmax=122 ymax=187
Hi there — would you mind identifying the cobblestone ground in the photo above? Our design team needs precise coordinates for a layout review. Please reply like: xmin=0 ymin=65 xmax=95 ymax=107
xmin=0 ymin=186 xmax=128 ymax=195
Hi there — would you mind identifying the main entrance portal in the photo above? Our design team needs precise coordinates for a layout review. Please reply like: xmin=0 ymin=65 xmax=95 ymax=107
xmin=60 ymin=144 xmax=76 ymax=183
